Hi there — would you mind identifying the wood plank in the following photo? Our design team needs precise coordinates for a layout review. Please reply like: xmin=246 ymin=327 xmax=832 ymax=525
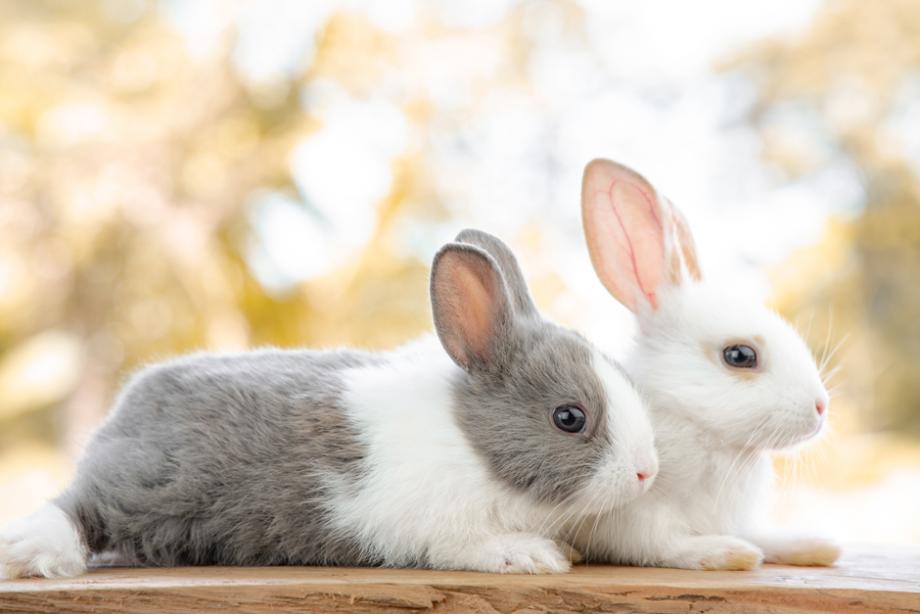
xmin=0 ymin=545 xmax=918 ymax=613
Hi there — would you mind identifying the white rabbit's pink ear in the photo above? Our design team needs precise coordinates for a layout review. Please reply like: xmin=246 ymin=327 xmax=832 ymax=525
xmin=581 ymin=159 xmax=701 ymax=313
xmin=666 ymin=197 xmax=702 ymax=285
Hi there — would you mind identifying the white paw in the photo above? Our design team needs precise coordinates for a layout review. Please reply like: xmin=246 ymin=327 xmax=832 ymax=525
xmin=763 ymin=537 xmax=841 ymax=567
xmin=556 ymin=540 xmax=584 ymax=564
xmin=467 ymin=534 xmax=572 ymax=574
xmin=667 ymin=535 xmax=764 ymax=571
xmin=695 ymin=536 xmax=763 ymax=571
xmin=0 ymin=504 xmax=87 ymax=579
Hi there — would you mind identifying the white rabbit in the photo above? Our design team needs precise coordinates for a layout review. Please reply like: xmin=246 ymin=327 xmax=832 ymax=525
xmin=571 ymin=159 xmax=840 ymax=570
xmin=1 ymin=233 xmax=657 ymax=579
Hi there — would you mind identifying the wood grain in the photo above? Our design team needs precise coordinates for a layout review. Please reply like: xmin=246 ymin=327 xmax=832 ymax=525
xmin=0 ymin=545 xmax=918 ymax=613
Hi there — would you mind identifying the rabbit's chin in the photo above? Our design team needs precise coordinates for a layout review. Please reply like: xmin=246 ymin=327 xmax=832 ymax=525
xmin=766 ymin=422 xmax=828 ymax=455
xmin=722 ymin=418 xmax=827 ymax=454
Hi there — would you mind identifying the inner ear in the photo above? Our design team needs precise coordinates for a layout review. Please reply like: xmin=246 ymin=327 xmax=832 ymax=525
xmin=582 ymin=162 xmax=666 ymax=311
xmin=581 ymin=158 xmax=704 ymax=314
xmin=443 ymin=256 xmax=498 ymax=364
xmin=454 ymin=229 xmax=539 ymax=318
xmin=431 ymin=245 xmax=512 ymax=371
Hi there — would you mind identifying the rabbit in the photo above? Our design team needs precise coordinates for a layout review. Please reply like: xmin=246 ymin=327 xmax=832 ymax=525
xmin=569 ymin=159 xmax=840 ymax=571
xmin=0 ymin=232 xmax=658 ymax=579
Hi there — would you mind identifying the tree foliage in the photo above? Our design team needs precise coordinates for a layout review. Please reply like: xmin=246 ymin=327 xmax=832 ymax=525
xmin=730 ymin=0 xmax=920 ymax=435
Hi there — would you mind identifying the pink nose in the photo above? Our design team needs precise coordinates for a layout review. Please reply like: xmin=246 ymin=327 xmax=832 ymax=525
xmin=815 ymin=400 xmax=826 ymax=416
xmin=637 ymin=471 xmax=651 ymax=482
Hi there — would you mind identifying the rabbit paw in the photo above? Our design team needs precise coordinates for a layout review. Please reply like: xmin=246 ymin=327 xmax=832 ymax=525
xmin=0 ymin=505 xmax=87 ymax=579
xmin=753 ymin=535 xmax=841 ymax=567
xmin=556 ymin=540 xmax=584 ymax=564
xmin=665 ymin=535 xmax=764 ymax=571
xmin=458 ymin=533 xmax=572 ymax=574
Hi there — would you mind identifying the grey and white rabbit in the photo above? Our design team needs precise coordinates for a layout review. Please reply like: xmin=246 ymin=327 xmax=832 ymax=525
xmin=571 ymin=159 xmax=840 ymax=570
xmin=0 ymin=231 xmax=657 ymax=578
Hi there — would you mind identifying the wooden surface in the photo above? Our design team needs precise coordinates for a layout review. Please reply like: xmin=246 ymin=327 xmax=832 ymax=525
xmin=1 ymin=545 xmax=918 ymax=613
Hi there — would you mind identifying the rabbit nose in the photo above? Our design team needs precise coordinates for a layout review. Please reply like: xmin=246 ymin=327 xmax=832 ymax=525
xmin=815 ymin=400 xmax=827 ymax=416
xmin=636 ymin=468 xmax=657 ymax=487
xmin=635 ymin=455 xmax=658 ymax=484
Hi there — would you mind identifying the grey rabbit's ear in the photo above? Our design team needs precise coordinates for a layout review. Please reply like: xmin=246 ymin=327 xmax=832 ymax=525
xmin=454 ymin=229 xmax=538 ymax=317
xmin=430 ymin=242 xmax=515 ymax=372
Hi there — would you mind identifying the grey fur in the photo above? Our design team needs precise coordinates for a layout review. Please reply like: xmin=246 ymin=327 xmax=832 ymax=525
xmin=451 ymin=321 xmax=612 ymax=504
xmin=432 ymin=238 xmax=614 ymax=505
xmin=57 ymin=349 xmax=384 ymax=567
xmin=54 ymin=232 xmax=630 ymax=569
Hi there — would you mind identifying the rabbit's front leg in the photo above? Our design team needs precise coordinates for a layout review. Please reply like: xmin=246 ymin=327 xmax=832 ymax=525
xmin=658 ymin=534 xmax=764 ymax=571
xmin=742 ymin=532 xmax=840 ymax=566
xmin=427 ymin=532 xmax=572 ymax=574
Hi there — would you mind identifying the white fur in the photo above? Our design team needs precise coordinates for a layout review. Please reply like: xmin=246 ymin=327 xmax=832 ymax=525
xmin=324 ymin=336 xmax=653 ymax=573
xmin=572 ymin=283 xmax=838 ymax=570
xmin=578 ymin=349 xmax=657 ymax=508
xmin=0 ymin=504 xmax=87 ymax=579
xmin=594 ymin=349 xmax=658 ymax=480
xmin=578 ymin=158 xmax=837 ymax=569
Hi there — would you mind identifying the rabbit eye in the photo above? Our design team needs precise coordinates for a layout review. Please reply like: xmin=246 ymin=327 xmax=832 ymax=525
xmin=723 ymin=344 xmax=758 ymax=369
xmin=552 ymin=405 xmax=586 ymax=433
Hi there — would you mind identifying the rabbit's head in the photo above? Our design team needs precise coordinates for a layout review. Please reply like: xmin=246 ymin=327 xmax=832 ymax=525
xmin=581 ymin=159 xmax=828 ymax=450
xmin=431 ymin=230 xmax=658 ymax=515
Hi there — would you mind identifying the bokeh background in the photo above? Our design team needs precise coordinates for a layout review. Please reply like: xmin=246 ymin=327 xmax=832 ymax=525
xmin=2 ymin=0 xmax=919 ymax=543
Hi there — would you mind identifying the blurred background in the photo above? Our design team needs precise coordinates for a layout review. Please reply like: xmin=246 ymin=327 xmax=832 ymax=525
xmin=1 ymin=0 xmax=919 ymax=544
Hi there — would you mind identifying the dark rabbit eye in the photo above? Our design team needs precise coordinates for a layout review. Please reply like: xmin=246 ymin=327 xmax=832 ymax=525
xmin=552 ymin=405 xmax=586 ymax=433
xmin=723 ymin=344 xmax=758 ymax=369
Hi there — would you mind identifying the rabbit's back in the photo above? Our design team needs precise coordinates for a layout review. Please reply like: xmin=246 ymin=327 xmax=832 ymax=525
xmin=56 ymin=348 xmax=384 ymax=567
